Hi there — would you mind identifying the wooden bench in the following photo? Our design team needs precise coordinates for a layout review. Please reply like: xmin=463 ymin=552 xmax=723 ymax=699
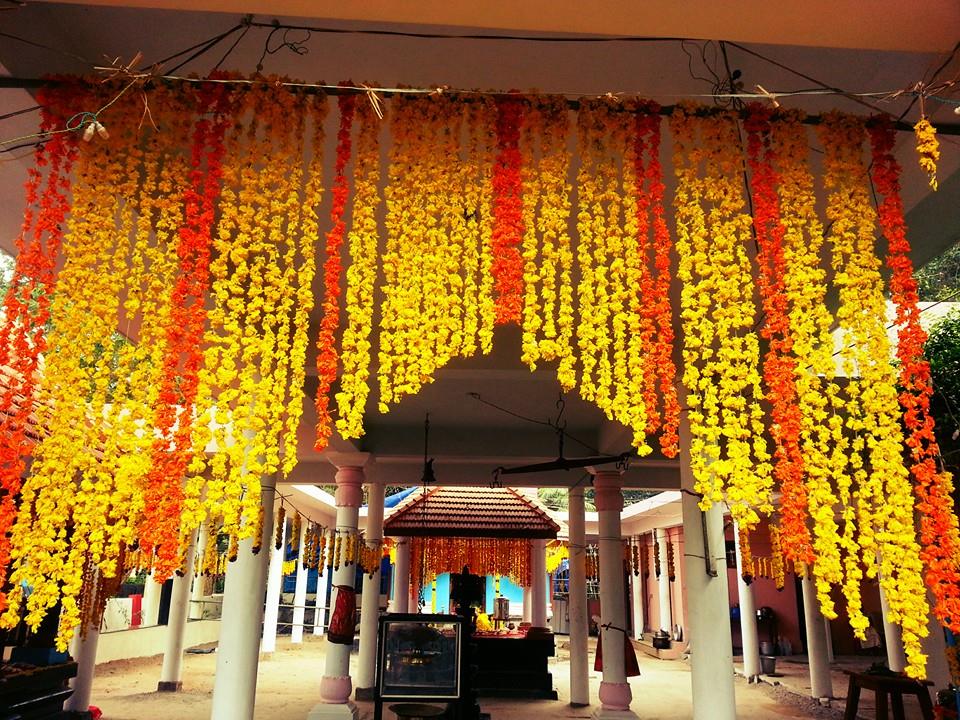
xmin=842 ymin=669 xmax=935 ymax=720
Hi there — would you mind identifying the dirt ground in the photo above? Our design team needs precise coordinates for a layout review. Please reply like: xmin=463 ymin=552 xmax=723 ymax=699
xmin=84 ymin=635 xmax=853 ymax=720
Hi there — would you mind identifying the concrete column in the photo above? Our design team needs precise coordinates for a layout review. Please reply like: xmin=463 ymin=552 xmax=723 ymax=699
xmin=679 ymin=412 xmax=736 ymax=720
xmin=801 ymin=570 xmax=833 ymax=699
xmin=314 ymin=542 xmax=333 ymax=635
xmin=593 ymin=470 xmax=636 ymax=719
xmin=210 ymin=481 xmax=276 ymax=720
xmin=309 ymin=463 xmax=363 ymax=720
xmin=391 ymin=538 xmax=410 ymax=613
xmin=531 ymin=538 xmax=548 ymax=628
xmin=733 ymin=522 xmax=761 ymax=681
xmin=922 ymin=603 xmax=951 ymax=689
xmin=189 ymin=522 xmax=210 ymax=620
xmin=568 ymin=485 xmax=590 ymax=708
xmin=292 ymin=522 xmax=309 ymax=644
xmin=522 ymin=587 xmax=532 ymax=623
xmin=878 ymin=580 xmax=906 ymax=672
xmin=141 ymin=572 xmax=163 ymax=626
xmin=630 ymin=539 xmax=644 ymax=639
xmin=158 ymin=530 xmax=199 ymax=691
xmin=824 ymin=617 xmax=835 ymax=663
xmin=262 ymin=510 xmax=287 ymax=654
xmin=356 ymin=479 xmax=385 ymax=694
xmin=655 ymin=528 xmax=672 ymax=633
xmin=63 ymin=627 xmax=99 ymax=713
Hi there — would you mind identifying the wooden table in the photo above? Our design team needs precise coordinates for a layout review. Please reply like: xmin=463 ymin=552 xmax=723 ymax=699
xmin=841 ymin=669 xmax=935 ymax=720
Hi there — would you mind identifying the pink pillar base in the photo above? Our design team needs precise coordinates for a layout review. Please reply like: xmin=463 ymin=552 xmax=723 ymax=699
xmin=598 ymin=680 xmax=633 ymax=711
xmin=319 ymin=675 xmax=352 ymax=704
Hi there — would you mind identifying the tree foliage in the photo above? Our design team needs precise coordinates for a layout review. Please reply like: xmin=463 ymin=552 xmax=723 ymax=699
xmin=925 ymin=308 xmax=960 ymax=474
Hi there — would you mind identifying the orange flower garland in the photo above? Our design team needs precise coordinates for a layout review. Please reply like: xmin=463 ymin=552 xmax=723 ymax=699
xmin=913 ymin=116 xmax=939 ymax=191
xmin=143 ymin=81 xmax=234 ymax=578
xmin=491 ymin=96 xmax=526 ymax=324
xmin=314 ymin=93 xmax=356 ymax=450
xmin=411 ymin=536 xmax=531 ymax=589
xmin=744 ymin=105 xmax=813 ymax=566
xmin=869 ymin=117 xmax=960 ymax=633
xmin=0 ymin=84 xmax=80 ymax=612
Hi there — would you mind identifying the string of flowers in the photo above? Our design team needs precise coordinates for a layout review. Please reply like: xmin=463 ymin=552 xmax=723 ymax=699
xmin=314 ymin=93 xmax=356 ymax=450
xmin=819 ymin=113 xmax=928 ymax=678
xmin=739 ymin=525 xmax=754 ymax=586
xmin=142 ymin=81 xmax=234 ymax=579
xmin=913 ymin=116 xmax=939 ymax=190
xmin=0 ymin=83 xmax=81 ymax=613
xmin=411 ymin=536 xmax=532 ymax=588
xmin=633 ymin=102 xmax=680 ymax=456
xmin=670 ymin=105 xmax=771 ymax=529
xmin=868 ymin=117 xmax=960 ymax=634
xmin=772 ymin=111 xmax=845 ymax=619
xmin=744 ymin=105 xmax=813 ymax=567
xmin=769 ymin=523 xmax=786 ymax=591
xmin=491 ymin=96 xmax=526 ymax=324
xmin=336 ymin=96 xmax=382 ymax=439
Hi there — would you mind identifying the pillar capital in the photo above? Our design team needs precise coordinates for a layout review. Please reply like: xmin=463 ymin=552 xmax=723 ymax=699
xmin=592 ymin=470 xmax=624 ymax=513
xmin=334 ymin=466 xmax=365 ymax=508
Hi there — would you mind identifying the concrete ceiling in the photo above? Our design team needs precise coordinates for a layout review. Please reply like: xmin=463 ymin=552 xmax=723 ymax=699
xmin=1 ymin=3 xmax=959 ymax=492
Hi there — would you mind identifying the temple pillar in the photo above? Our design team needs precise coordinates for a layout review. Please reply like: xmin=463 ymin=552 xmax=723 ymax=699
xmin=210 ymin=482 xmax=276 ymax=720
xmin=679 ymin=413 xmax=736 ymax=720
xmin=733 ymin=521 xmax=761 ymax=681
xmin=593 ymin=469 xmax=637 ymax=719
xmin=291 ymin=521 xmax=309 ymax=644
xmin=630 ymin=540 xmax=644 ymax=639
xmin=158 ymin=529 xmax=199 ymax=691
xmin=308 ymin=462 xmax=364 ymax=720
xmin=523 ymin=587 xmax=532 ymax=623
xmin=531 ymin=538 xmax=548 ymax=628
xmin=189 ymin=522 xmax=209 ymax=620
xmin=141 ymin=571 xmax=162 ymax=626
xmin=262 ymin=508 xmax=287 ymax=655
xmin=356 ymin=478 xmax=385 ymax=697
xmin=878 ymin=578 xmax=906 ymax=672
xmin=656 ymin=528 xmax=672 ymax=633
xmin=390 ymin=538 xmax=410 ymax=613
xmin=315 ymin=536 xmax=333 ymax=635
xmin=568 ymin=485 xmax=590 ymax=708
xmin=801 ymin=571 xmax=833 ymax=699
xmin=63 ymin=627 xmax=99 ymax=713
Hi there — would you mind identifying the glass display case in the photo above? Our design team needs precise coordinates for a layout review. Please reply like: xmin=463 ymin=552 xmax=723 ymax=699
xmin=377 ymin=614 xmax=463 ymax=701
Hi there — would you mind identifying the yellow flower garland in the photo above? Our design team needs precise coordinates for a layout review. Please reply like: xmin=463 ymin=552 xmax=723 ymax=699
xmin=336 ymin=98 xmax=382 ymax=438
xmin=670 ymin=105 xmax=771 ymax=530
xmin=914 ymin=116 xmax=939 ymax=191
xmin=819 ymin=113 xmax=929 ymax=678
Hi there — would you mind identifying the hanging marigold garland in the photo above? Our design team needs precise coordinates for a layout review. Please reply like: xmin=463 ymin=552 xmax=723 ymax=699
xmin=819 ymin=113 xmax=929 ymax=678
xmin=314 ymin=93 xmax=356 ymax=450
xmin=336 ymin=97 xmax=382 ymax=439
xmin=142 ymin=81 xmax=234 ymax=579
xmin=411 ymin=536 xmax=531 ymax=589
xmin=666 ymin=533 xmax=676 ymax=582
xmin=913 ymin=116 xmax=940 ymax=191
xmin=868 ymin=117 xmax=960 ymax=634
xmin=744 ymin=105 xmax=814 ymax=567
xmin=0 ymin=83 xmax=81 ymax=613
xmin=670 ymin=105 xmax=772 ymax=529
xmin=739 ymin=526 xmax=754 ymax=586
xmin=769 ymin=523 xmax=786 ymax=591
xmin=491 ymin=96 xmax=526 ymax=325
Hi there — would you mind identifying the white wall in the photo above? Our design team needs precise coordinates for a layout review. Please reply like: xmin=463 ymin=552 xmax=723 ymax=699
xmin=95 ymin=620 xmax=221 ymax=665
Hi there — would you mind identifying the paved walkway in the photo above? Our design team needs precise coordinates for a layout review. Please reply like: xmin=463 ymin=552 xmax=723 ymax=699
xmin=82 ymin=635 xmax=859 ymax=719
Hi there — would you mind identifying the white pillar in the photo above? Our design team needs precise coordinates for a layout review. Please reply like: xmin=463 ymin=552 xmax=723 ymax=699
xmin=593 ymin=470 xmax=636 ymax=719
xmin=679 ymin=414 xmax=736 ymax=720
xmin=568 ymin=485 xmax=590 ymax=708
xmin=309 ymin=463 xmax=363 ymax=720
xmin=734 ymin=522 xmax=761 ymax=680
xmin=531 ymin=538 xmax=548 ymax=628
xmin=824 ymin=618 xmax=835 ymax=663
xmin=801 ymin=570 xmax=833 ymax=699
xmin=262 ymin=510 xmax=287 ymax=654
xmin=314 ymin=544 xmax=333 ymax=635
xmin=922 ymin=605 xmax=951 ymax=688
xmin=189 ymin=523 xmax=210 ymax=620
xmin=63 ymin=627 xmax=99 ymax=712
xmin=356 ymin=479 xmax=385 ymax=693
xmin=158 ymin=530 xmax=199 ymax=691
xmin=390 ymin=538 xmax=410 ymax=614
xmin=210 ymin=482 xmax=276 ymax=720
xmin=878 ymin=580 xmax=905 ymax=672
xmin=656 ymin=528 xmax=672 ymax=633
xmin=141 ymin=572 xmax=162 ymax=626
xmin=522 ymin=587 xmax=532 ymax=623
xmin=292 ymin=522 xmax=309 ymax=644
